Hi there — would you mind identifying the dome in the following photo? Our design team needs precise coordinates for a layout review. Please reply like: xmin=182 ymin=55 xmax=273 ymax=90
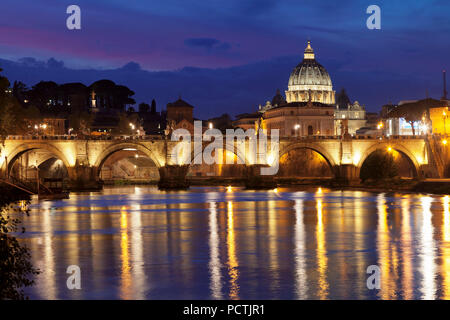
xmin=288 ymin=60 xmax=332 ymax=87
xmin=288 ymin=41 xmax=332 ymax=87
xmin=285 ymin=41 xmax=335 ymax=105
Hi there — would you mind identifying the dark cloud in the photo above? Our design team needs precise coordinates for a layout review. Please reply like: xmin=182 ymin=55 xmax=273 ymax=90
xmin=16 ymin=57 xmax=64 ymax=69
xmin=184 ymin=38 xmax=232 ymax=52
xmin=17 ymin=57 xmax=46 ymax=68
xmin=47 ymin=58 xmax=64 ymax=69
xmin=0 ymin=53 xmax=446 ymax=119
xmin=120 ymin=62 xmax=142 ymax=72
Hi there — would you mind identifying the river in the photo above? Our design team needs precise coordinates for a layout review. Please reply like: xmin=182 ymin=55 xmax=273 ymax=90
xmin=15 ymin=185 xmax=450 ymax=300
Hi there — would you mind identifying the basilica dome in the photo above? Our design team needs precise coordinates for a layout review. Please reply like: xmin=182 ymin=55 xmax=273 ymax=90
xmin=285 ymin=41 xmax=335 ymax=105
xmin=288 ymin=57 xmax=332 ymax=87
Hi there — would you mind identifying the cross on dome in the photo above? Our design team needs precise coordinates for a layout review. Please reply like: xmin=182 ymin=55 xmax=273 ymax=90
xmin=304 ymin=40 xmax=315 ymax=60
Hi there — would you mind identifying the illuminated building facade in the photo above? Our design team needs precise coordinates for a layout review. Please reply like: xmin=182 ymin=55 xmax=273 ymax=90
xmin=334 ymin=89 xmax=367 ymax=136
xmin=284 ymin=41 xmax=335 ymax=105
xmin=165 ymin=97 xmax=195 ymax=134
xmin=261 ymin=41 xmax=336 ymax=137
xmin=430 ymin=105 xmax=450 ymax=135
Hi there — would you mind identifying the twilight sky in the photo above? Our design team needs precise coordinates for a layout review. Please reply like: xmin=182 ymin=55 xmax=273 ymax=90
xmin=0 ymin=0 xmax=449 ymax=118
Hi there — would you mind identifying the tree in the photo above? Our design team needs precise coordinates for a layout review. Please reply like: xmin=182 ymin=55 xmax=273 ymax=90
xmin=89 ymin=80 xmax=136 ymax=110
xmin=0 ymin=104 xmax=15 ymax=140
xmin=151 ymin=99 xmax=156 ymax=114
xmin=139 ymin=103 xmax=150 ymax=113
xmin=29 ymin=81 xmax=59 ymax=111
xmin=0 ymin=69 xmax=26 ymax=139
xmin=12 ymin=81 xmax=28 ymax=104
xmin=360 ymin=149 xmax=398 ymax=182
xmin=388 ymin=98 xmax=444 ymax=135
xmin=115 ymin=85 xmax=136 ymax=108
xmin=0 ymin=189 xmax=40 ymax=300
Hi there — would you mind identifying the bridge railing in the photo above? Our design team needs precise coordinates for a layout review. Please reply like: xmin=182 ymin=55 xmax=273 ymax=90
xmin=5 ymin=134 xmax=166 ymax=141
xmin=280 ymin=134 xmax=427 ymax=141
xmin=5 ymin=134 xmax=428 ymax=141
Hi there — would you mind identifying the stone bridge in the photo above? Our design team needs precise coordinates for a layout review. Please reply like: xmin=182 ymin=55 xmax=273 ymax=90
xmin=0 ymin=135 xmax=443 ymax=189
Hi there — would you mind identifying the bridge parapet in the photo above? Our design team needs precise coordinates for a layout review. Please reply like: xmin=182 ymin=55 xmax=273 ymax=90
xmin=0 ymin=135 xmax=444 ymax=190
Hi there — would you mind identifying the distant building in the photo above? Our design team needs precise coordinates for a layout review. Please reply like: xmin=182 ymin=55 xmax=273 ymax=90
xmin=284 ymin=41 xmax=335 ymax=105
xmin=366 ymin=112 xmax=381 ymax=126
xmin=260 ymin=41 xmax=336 ymax=137
xmin=206 ymin=114 xmax=234 ymax=132
xmin=138 ymin=100 xmax=165 ymax=135
xmin=233 ymin=112 xmax=260 ymax=131
xmin=25 ymin=118 xmax=66 ymax=136
xmin=429 ymin=70 xmax=450 ymax=134
xmin=384 ymin=100 xmax=429 ymax=136
xmin=429 ymin=105 xmax=450 ymax=135
xmin=43 ymin=118 xmax=66 ymax=135
xmin=234 ymin=41 xmax=369 ymax=137
xmin=334 ymin=89 xmax=366 ymax=135
xmin=165 ymin=97 xmax=195 ymax=134
xmin=263 ymin=100 xmax=335 ymax=136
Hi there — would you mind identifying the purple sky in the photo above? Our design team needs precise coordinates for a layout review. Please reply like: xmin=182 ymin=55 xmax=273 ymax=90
xmin=1 ymin=0 xmax=449 ymax=118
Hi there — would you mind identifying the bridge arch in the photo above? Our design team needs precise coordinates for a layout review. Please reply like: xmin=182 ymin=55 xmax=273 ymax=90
xmin=279 ymin=142 xmax=338 ymax=177
xmin=93 ymin=142 xmax=163 ymax=174
xmin=357 ymin=142 xmax=420 ymax=178
xmin=189 ymin=142 xmax=249 ymax=166
xmin=6 ymin=143 xmax=72 ymax=175
xmin=187 ymin=143 xmax=249 ymax=178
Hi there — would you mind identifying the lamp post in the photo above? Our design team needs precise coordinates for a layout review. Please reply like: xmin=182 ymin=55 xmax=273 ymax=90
xmin=443 ymin=110 xmax=448 ymax=136
xmin=5 ymin=156 xmax=8 ymax=179
xmin=35 ymin=164 xmax=40 ymax=195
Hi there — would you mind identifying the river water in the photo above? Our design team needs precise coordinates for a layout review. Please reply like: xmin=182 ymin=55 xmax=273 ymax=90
xmin=15 ymin=186 xmax=450 ymax=300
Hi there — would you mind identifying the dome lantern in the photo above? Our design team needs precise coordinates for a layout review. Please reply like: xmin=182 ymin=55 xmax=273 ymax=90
xmin=304 ymin=40 xmax=315 ymax=60
xmin=285 ymin=40 xmax=335 ymax=105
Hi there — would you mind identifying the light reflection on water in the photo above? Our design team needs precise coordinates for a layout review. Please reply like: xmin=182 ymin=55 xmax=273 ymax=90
xmin=14 ymin=185 xmax=450 ymax=300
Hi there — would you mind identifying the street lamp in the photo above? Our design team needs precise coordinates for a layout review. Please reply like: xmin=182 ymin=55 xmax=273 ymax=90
xmin=209 ymin=122 xmax=213 ymax=129
xmin=294 ymin=124 xmax=300 ymax=137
